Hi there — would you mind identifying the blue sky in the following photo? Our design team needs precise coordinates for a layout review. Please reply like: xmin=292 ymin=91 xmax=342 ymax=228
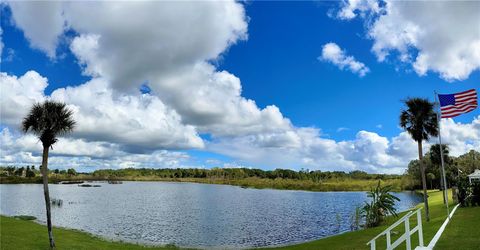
xmin=1 ymin=1 xmax=479 ymax=173
xmin=219 ymin=1 xmax=479 ymax=140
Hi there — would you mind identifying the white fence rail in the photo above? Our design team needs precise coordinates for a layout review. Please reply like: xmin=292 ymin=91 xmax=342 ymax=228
xmin=367 ymin=208 xmax=424 ymax=250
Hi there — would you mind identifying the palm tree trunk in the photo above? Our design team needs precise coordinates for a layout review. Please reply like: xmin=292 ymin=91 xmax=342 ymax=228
xmin=418 ymin=141 xmax=430 ymax=222
xmin=41 ymin=146 xmax=55 ymax=249
xmin=440 ymin=173 xmax=446 ymax=204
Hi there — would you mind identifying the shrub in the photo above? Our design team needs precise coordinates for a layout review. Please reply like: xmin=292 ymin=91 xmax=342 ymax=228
xmin=471 ymin=182 xmax=480 ymax=206
xmin=362 ymin=181 xmax=400 ymax=228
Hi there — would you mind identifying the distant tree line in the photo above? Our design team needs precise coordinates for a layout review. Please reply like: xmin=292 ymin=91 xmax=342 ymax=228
xmin=1 ymin=166 xmax=77 ymax=178
xmin=91 ymin=167 xmax=402 ymax=181
xmin=406 ymin=148 xmax=480 ymax=189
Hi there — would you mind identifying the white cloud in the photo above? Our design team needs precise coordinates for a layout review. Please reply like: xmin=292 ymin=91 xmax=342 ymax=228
xmin=0 ymin=71 xmax=47 ymax=127
xmin=6 ymin=1 xmax=294 ymax=138
xmin=335 ymin=0 xmax=480 ymax=81
xmin=209 ymin=117 xmax=480 ymax=173
xmin=8 ymin=1 xmax=64 ymax=58
xmin=1 ymin=71 xmax=204 ymax=152
xmin=2 ymin=1 xmax=479 ymax=174
xmin=320 ymin=42 xmax=370 ymax=77
xmin=0 ymin=127 xmax=191 ymax=172
xmin=336 ymin=0 xmax=381 ymax=20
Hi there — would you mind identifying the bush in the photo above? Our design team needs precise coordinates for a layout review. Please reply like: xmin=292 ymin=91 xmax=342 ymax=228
xmin=457 ymin=177 xmax=470 ymax=207
xmin=362 ymin=181 xmax=400 ymax=228
xmin=471 ymin=182 xmax=480 ymax=206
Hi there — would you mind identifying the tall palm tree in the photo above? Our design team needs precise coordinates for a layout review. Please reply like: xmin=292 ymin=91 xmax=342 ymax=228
xmin=400 ymin=98 xmax=438 ymax=221
xmin=22 ymin=101 xmax=75 ymax=248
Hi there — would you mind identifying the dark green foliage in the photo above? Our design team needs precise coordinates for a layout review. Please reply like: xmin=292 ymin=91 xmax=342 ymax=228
xmin=14 ymin=167 xmax=25 ymax=176
xmin=429 ymin=144 xmax=451 ymax=166
xmin=67 ymin=168 xmax=77 ymax=176
xmin=26 ymin=166 xmax=36 ymax=178
xmin=362 ymin=181 xmax=400 ymax=228
xmin=399 ymin=98 xmax=438 ymax=142
xmin=456 ymin=177 xmax=480 ymax=207
xmin=471 ymin=182 xmax=480 ymax=206
xmin=457 ymin=177 xmax=470 ymax=207
xmin=91 ymin=167 xmax=402 ymax=181
xmin=22 ymin=100 xmax=75 ymax=148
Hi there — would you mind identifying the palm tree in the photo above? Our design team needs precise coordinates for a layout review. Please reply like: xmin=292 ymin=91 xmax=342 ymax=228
xmin=22 ymin=101 xmax=75 ymax=248
xmin=400 ymin=98 xmax=438 ymax=221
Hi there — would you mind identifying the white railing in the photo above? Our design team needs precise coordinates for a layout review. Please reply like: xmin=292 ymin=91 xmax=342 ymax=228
xmin=367 ymin=208 xmax=424 ymax=250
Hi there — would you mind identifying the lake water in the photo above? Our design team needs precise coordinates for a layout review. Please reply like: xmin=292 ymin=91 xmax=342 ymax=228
xmin=0 ymin=182 xmax=421 ymax=249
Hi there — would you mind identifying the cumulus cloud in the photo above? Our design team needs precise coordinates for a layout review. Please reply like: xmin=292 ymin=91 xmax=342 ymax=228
xmin=209 ymin=117 xmax=480 ymax=173
xmin=0 ymin=71 xmax=47 ymax=127
xmin=2 ymin=1 xmax=479 ymax=174
xmin=6 ymin=1 xmax=294 ymax=138
xmin=0 ymin=71 xmax=203 ymax=152
xmin=334 ymin=0 xmax=480 ymax=81
xmin=8 ymin=1 xmax=64 ymax=58
xmin=336 ymin=0 xmax=381 ymax=20
xmin=320 ymin=42 xmax=370 ymax=77
xmin=0 ymin=127 xmax=191 ymax=172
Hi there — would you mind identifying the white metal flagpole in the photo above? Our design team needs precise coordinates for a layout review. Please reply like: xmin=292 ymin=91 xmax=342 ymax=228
xmin=434 ymin=91 xmax=450 ymax=218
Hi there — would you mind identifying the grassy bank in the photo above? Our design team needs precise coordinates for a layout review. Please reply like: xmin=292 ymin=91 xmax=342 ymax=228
xmin=2 ymin=190 xmax=477 ymax=250
xmin=263 ymin=190 xmax=479 ymax=250
xmin=0 ymin=216 xmax=187 ymax=250
xmin=0 ymin=176 xmax=411 ymax=192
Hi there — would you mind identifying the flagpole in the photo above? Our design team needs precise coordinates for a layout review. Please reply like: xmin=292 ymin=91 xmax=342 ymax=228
xmin=434 ymin=91 xmax=450 ymax=218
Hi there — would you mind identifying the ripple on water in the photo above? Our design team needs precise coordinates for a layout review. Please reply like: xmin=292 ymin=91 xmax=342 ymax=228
xmin=0 ymin=182 xmax=421 ymax=249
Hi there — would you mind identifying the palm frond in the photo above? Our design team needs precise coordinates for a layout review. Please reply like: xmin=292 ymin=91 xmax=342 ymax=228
xmin=22 ymin=100 xmax=76 ymax=147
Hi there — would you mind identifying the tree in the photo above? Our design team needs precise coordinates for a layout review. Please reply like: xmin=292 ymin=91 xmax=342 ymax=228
xmin=26 ymin=167 xmax=36 ymax=178
xmin=426 ymin=173 xmax=436 ymax=190
xmin=400 ymin=98 xmax=438 ymax=221
xmin=67 ymin=168 xmax=77 ymax=176
xmin=14 ymin=167 xmax=25 ymax=177
xmin=22 ymin=101 xmax=75 ymax=248
xmin=454 ymin=150 xmax=480 ymax=174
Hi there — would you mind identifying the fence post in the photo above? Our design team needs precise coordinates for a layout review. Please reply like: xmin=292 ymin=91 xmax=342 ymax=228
xmin=386 ymin=231 xmax=391 ymax=249
xmin=417 ymin=209 xmax=424 ymax=247
xmin=405 ymin=219 xmax=411 ymax=250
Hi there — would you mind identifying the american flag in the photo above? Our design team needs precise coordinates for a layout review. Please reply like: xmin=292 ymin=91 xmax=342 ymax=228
xmin=438 ymin=89 xmax=478 ymax=118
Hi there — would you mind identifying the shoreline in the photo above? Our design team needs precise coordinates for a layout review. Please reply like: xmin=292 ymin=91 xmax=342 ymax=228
xmin=0 ymin=176 xmax=412 ymax=192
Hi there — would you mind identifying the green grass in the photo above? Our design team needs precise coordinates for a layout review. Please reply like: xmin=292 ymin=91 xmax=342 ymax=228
xmin=0 ymin=216 xmax=188 ymax=250
xmin=1 ymin=190 xmax=478 ymax=250
xmin=435 ymin=205 xmax=480 ymax=249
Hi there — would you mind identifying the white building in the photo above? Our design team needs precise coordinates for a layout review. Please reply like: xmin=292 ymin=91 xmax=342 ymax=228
xmin=468 ymin=169 xmax=480 ymax=184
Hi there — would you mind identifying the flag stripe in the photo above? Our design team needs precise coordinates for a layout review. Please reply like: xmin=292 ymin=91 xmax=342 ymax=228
xmin=442 ymin=107 xmax=476 ymax=118
xmin=441 ymin=102 xmax=478 ymax=112
xmin=441 ymin=104 xmax=477 ymax=115
xmin=455 ymin=89 xmax=476 ymax=96
xmin=438 ymin=89 xmax=477 ymax=118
